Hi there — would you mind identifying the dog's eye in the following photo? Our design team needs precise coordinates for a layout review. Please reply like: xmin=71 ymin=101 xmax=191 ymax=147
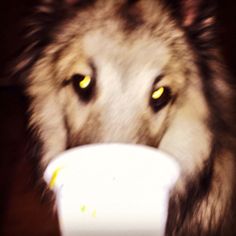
xmin=71 ymin=74 xmax=94 ymax=101
xmin=150 ymin=86 xmax=171 ymax=112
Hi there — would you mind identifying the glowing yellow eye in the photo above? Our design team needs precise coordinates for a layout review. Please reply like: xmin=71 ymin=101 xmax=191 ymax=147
xmin=152 ymin=87 xmax=165 ymax=100
xmin=79 ymin=75 xmax=91 ymax=89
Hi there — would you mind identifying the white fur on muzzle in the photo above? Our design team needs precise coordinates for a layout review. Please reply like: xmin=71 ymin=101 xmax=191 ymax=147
xmin=44 ymin=144 xmax=180 ymax=236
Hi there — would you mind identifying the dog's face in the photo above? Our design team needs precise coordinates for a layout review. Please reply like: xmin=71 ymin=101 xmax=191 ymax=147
xmin=20 ymin=1 xmax=236 ymax=235
xmin=27 ymin=0 xmax=211 ymax=176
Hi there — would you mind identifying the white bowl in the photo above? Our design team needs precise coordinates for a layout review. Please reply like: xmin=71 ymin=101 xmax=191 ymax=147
xmin=44 ymin=144 xmax=180 ymax=236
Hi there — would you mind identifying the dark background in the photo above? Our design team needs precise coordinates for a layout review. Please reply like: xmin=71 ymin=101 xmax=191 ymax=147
xmin=0 ymin=0 xmax=236 ymax=235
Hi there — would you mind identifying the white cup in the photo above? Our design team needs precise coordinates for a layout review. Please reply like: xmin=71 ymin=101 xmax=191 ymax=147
xmin=44 ymin=144 xmax=180 ymax=236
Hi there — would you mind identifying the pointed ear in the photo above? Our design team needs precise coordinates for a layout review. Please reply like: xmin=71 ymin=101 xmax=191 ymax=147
xmin=179 ymin=0 xmax=216 ymax=28
xmin=181 ymin=0 xmax=202 ymax=26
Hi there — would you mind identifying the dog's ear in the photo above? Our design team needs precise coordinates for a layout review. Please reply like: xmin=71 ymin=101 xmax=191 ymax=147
xmin=181 ymin=0 xmax=216 ymax=27
xmin=166 ymin=0 xmax=217 ymax=51
xmin=167 ymin=0 xmax=216 ymax=28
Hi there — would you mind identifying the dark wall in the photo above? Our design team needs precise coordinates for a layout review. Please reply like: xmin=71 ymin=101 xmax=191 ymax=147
xmin=0 ymin=0 xmax=37 ymax=85
xmin=218 ymin=0 xmax=236 ymax=76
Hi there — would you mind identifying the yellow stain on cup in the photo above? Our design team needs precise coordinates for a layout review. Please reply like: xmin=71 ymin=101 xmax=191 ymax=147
xmin=80 ymin=205 xmax=97 ymax=218
xmin=92 ymin=209 xmax=97 ymax=218
xmin=49 ymin=167 xmax=62 ymax=189
xmin=80 ymin=205 xmax=87 ymax=213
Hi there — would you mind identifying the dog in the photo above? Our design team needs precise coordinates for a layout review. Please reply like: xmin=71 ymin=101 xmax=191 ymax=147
xmin=15 ymin=0 xmax=236 ymax=235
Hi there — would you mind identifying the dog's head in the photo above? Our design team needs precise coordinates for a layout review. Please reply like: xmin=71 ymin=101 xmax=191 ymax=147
xmin=15 ymin=1 xmax=236 ymax=234
xmin=19 ymin=0 xmax=223 ymax=173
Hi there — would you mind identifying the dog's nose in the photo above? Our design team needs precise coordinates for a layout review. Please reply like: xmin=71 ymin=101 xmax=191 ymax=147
xmin=44 ymin=143 xmax=180 ymax=236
